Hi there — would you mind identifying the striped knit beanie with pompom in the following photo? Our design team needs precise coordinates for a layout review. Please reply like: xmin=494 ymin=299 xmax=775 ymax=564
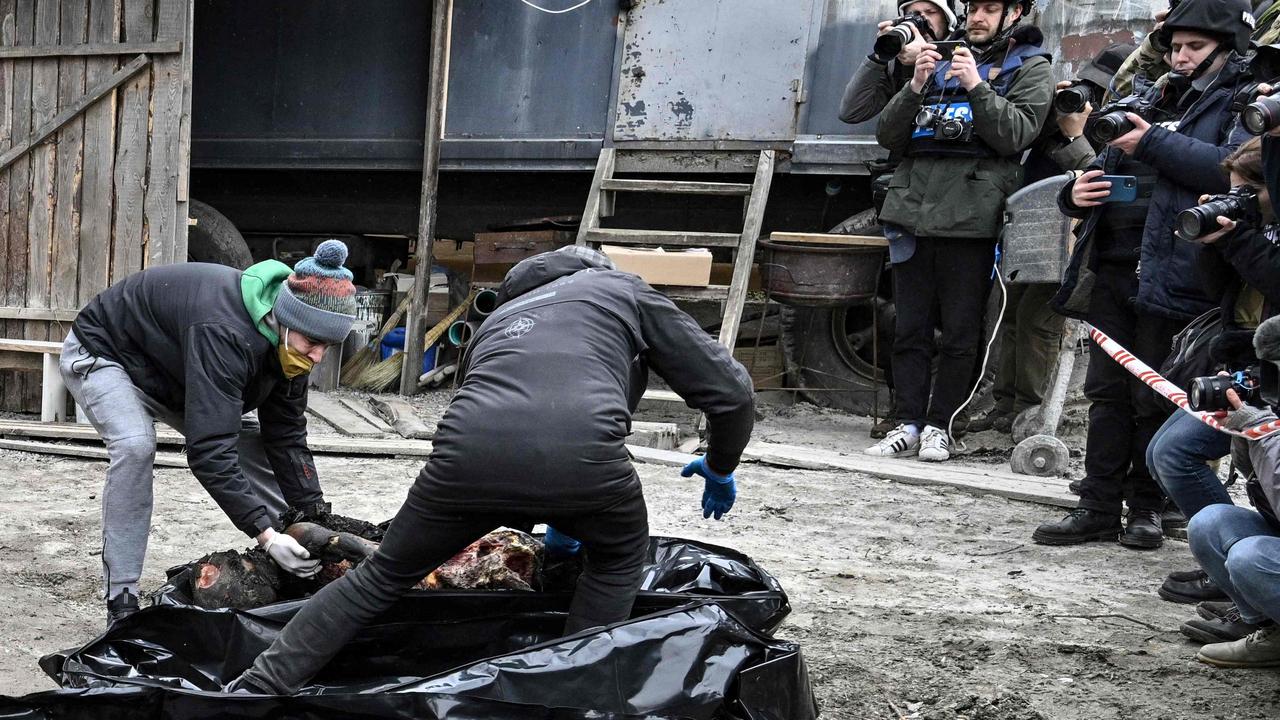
xmin=271 ymin=239 xmax=358 ymax=344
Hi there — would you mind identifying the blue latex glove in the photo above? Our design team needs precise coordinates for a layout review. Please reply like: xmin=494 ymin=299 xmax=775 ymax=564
xmin=681 ymin=457 xmax=736 ymax=520
xmin=543 ymin=526 xmax=582 ymax=558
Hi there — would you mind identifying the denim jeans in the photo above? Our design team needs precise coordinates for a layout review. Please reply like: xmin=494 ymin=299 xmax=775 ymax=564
xmin=1147 ymin=411 xmax=1233 ymax=519
xmin=1188 ymin=504 xmax=1280 ymax=625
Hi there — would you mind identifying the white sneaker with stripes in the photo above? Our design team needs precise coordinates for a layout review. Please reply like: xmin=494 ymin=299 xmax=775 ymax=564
xmin=864 ymin=425 xmax=920 ymax=458
xmin=918 ymin=425 xmax=951 ymax=462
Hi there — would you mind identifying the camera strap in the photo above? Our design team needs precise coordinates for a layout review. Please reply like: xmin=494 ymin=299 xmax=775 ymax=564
xmin=1086 ymin=323 xmax=1280 ymax=440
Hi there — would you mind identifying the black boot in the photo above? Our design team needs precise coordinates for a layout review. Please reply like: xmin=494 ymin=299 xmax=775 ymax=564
xmin=1181 ymin=605 xmax=1265 ymax=644
xmin=1119 ymin=508 xmax=1163 ymax=549
xmin=106 ymin=589 xmax=139 ymax=626
xmin=1160 ymin=568 xmax=1230 ymax=604
xmin=1032 ymin=508 xmax=1122 ymax=545
xmin=1197 ymin=600 xmax=1236 ymax=621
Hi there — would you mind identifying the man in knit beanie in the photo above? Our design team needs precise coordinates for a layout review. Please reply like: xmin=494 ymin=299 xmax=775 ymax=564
xmin=62 ymin=240 xmax=358 ymax=626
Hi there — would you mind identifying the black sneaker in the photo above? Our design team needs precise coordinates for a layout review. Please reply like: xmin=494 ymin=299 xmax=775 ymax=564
xmin=1159 ymin=568 xmax=1229 ymax=604
xmin=1067 ymin=479 xmax=1083 ymax=495
xmin=1032 ymin=508 xmax=1123 ymax=545
xmin=1197 ymin=601 xmax=1237 ymax=621
xmin=106 ymin=590 xmax=139 ymax=625
xmin=1182 ymin=605 xmax=1265 ymax=644
xmin=1120 ymin=509 xmax=1163 ymax=549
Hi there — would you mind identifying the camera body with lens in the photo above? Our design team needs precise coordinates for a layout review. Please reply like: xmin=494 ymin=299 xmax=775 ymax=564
xmin=1087 ymin=94 xmax=1160 ymax=145
xmin=873 ymin=13 xmax=936 ymax=62
xmin=1189 ymin=367 xmax=1264 ymax=412
xmin=1243 ymin=93 xmax=1280 ymax=136
xmin=914 ymin=106 xmax=975 ymax=143
xmin=1054 ymin=81 xmax=1092 ymax=115
xmin=1174 ymin=185 xmax=1262 ymax=242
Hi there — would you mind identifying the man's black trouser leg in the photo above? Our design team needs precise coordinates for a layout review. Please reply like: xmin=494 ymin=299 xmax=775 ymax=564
xmin=239 ymin=471 xmax=649 ymax=694
xmin=1077 ymin=264 xmax=1177 ymax=515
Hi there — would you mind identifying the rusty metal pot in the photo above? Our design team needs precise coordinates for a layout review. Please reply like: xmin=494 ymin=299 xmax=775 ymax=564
xmin=757 ymin=236 xmax=887 ymax=307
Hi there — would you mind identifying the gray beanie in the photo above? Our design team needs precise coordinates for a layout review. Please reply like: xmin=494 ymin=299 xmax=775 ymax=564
xmin=272 ymin=239 xmax=358 ymax=344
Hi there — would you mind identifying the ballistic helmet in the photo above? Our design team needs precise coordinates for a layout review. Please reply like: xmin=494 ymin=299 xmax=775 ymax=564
xmin=960 ymin=0 xmax=1035 ymax=13
xmin=1077 ymin=42 xmax=1137 ymax=90
xmin=1158 ymin=0 xmax=1255 ymax=54
xmin=899 ymin=0 xmax=959 ymax=34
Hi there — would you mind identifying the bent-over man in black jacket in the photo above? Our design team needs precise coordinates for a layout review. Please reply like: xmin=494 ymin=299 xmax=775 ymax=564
xmin=231 ymin=245 xmax=756 ymax=695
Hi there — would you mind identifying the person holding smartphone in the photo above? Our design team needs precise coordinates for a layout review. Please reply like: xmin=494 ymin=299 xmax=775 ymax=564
xmin=1034 ymin=0 xmax=1255 ymax=549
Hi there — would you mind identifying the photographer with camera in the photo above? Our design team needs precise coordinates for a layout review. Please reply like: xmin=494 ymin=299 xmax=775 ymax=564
xmin=972 ymin=45 xmax=1133 ymax=435
xmin=1184 ymin=315 xmax=1280 ymax=667
xmin=863 ymin=0 xmax=1054 ymax=462
xmin=1034 ymin=0 xmax=1255 ymax=549
xmin=839 ymin=1 xmax=958 ymax=125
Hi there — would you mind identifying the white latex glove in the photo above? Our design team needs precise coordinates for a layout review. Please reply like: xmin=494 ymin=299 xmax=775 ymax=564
xmin=261 ymin=529 xmax=321 ymax=578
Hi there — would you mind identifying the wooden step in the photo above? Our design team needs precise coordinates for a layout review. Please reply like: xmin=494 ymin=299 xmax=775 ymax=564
xmin=600 ymin=178 xmax=753 ymax=196
xmin=661 ymin=285 xmax=730 ymax=302
xmin=584 ymin=228 xmax=740 ymax=248
xmin=642 ymin=389 xmax=685 ymax=404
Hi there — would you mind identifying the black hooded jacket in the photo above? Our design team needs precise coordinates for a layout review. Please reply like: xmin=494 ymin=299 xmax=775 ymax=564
xmin=416 ymin=252 xmax=755 ymax=510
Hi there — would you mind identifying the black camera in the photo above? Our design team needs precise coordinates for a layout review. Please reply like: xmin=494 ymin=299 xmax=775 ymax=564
xmin=1087 ymin=94 xmax=1159 ymax=145
xmin=1174 ymin=185 xmax=1262 ymax=242
xmin=1244 ymin=95 xmax=1280 ymax=136
xmin=914 ymin=107 xmax=974 ymax=143
xmin=1054 ymin=81 xmax=1092 ymax=115
xmin=873 ymin=13 xmax=935 ymax=61
xmin=1189 ymin=367 xmax=1263 ymax=412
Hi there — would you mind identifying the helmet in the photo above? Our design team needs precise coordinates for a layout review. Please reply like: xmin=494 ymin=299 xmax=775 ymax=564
xmin=898 ymin=0 xmax=958 ymax=35
xmin=1158 ymin=0 xmax=1254 ymax=55
xmin=960 ymin=0 xmax=1035 ymax=13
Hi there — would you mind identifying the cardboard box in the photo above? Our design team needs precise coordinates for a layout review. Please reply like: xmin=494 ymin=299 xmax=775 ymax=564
xmin=601 ymin=245 xmax=713 ymax=287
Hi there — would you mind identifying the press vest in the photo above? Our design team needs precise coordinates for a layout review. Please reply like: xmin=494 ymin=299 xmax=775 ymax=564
xmin=908 ymin=42 xmax=1051 ymax=159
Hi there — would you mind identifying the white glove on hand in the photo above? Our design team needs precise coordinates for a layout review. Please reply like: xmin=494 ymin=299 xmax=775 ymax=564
xmin=261 ymin=530 xmax=321 ymax=578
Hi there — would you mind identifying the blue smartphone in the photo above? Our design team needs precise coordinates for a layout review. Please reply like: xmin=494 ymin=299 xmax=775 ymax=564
xmin=1100 ymin=175 xmax=1138 ymax=203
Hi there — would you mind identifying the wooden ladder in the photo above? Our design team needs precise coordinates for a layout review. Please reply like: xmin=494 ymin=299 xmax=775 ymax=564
xmin=576 ymin=148 xmax=776 ymax=354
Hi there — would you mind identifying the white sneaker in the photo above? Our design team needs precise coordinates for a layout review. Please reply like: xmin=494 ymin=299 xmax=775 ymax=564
xmin=864 ymin=425 xmax=919 ymax=458
xmin=918 ymin=425 xmax=951 ymax=462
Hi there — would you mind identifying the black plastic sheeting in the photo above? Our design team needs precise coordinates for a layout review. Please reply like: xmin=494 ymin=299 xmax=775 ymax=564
xmin=151 ymin=535 xmax=792 ymax=635
xmin=0 ymin=537 xmax=818 ymax=719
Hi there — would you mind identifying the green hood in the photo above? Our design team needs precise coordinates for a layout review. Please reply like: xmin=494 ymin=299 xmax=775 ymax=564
xmin=241 ymin=259 xmax=292 ymax=345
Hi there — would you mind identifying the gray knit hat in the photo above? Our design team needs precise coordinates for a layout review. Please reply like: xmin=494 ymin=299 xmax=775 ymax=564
xmin=272 ymin=239 xmax=358 ymax=344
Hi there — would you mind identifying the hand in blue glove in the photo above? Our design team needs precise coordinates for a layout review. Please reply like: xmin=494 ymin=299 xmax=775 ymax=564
xmin=681 ymin=457 xmax=736 ymax=520
xmin=543 ymin=526 xmax=582 ymax=558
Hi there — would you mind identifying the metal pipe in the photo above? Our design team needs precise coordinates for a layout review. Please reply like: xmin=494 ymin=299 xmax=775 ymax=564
xmin=447 ymin=320 xmax=481 ymax=347
xmin=473 ymin=288 xmax=499 ymax=316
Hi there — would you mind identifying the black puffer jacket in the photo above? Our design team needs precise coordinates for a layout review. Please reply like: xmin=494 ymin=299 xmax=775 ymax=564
xmin=1054 ymin=56 xmax=1253 ymax=321
xmin=417 ymin=252 xmax=755 ymax=510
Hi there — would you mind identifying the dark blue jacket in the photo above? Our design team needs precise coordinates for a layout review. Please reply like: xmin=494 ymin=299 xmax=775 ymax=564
xmin=1054 ymin=56 xmax=1252 ymax=322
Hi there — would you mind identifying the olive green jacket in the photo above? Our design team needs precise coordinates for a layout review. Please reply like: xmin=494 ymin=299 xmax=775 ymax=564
xmin=875 ymin=54 xmax=1055 ymax=239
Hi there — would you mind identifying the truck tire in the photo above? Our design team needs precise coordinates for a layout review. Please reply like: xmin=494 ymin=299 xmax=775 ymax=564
xmin=187 ymin=199 xmax=253 ymax=269
xmin=779 ymin=299 xmax=894 ymax=415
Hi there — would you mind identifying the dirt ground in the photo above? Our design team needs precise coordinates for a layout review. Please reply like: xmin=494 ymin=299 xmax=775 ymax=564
xmin=2 ymin=395 xmax=1280 ymax=718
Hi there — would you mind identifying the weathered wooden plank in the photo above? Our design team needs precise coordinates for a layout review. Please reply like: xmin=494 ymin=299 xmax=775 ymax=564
xmin=599 ymin=178 xmax=753 ymax=196
xmin=337 ymin=396 xmax=395 ymax=434
xmin=0 ymin=0 xmax=17 ymax=411
xmin=0 ymin=351 xmax=42 ymax=371
xmin=586 ymin=228 xmax=741 ymax=248
xmin=305 ymin=393 xmax=385 ymax=438
xmin=23 ymin=0 xmax=61 ymax=348
xmin=574 ymin=147 xmax=615 ymax=244
xmin=0 ymin=39 xmax=177 ymax=57
xmin=0 ymin=338 xmax=62 ymax=352
xmin=739 ymin=441 xmax=1078 ymax=508
xmin=0 ymin=52 xmax=146 ymax=172
xmin=0 ymin=304 xmax=77 ymax=320
xmin=6 ymin=0 xmax=34 ymax=411
xmin=627 ymin=421 xmax=680 ymax=451
xmin=171 ymin=0 xmax=191 ymax=259
xmin=51 ymin=0 xmax=88 ymax=328
xmin=768 ymin=232 xmax=889 ymax=248
xmin=110 ymin=0 xmax=151 ymax=283
xmin=718 ymin=150 xmax=773 ymax=351
xmin=143 ymin=0 xmax=181 ymax=267
xmin=77 ymin=0 xmax=119 ymax=304
xmin=0 ymin=437 xmax=188 ymax=466
xmin=368 ymin=396 xmax=432 ymax=439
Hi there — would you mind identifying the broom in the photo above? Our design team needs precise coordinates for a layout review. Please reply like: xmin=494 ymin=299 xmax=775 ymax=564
xmin=341 ymin=292 xmax=414 ymax=387
xmin=352 ymin=288 xmax=479 ymax=392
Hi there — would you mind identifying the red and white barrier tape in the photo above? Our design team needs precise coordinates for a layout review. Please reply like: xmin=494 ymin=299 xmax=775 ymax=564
xmin=1084 ymin=322 xmax=1280 ymax=441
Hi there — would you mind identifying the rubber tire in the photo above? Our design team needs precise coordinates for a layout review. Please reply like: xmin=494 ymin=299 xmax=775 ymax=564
xmin=780 ymin=302 xmax=893 ymax=415
xmin=187 ymin=199 xmax=253 ymax=269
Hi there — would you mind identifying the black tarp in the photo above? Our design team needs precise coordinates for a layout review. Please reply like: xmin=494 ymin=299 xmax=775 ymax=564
xmin=0 ymin=537 xmax=817 ymax=718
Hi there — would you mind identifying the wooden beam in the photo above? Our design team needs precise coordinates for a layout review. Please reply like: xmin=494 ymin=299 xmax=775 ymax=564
xmin=0 ymin=40 xmax=179 ymax=58
xmin=768 ymin=232 xmax=889 ymax=247
xmin=401 ymin=0 xmax=453 ymax=395
xmin=0 ymin=438 xmax=188 ymax=467
xmin=337 ymin=396 xmax=395 ymax=434
xmin=305 ymin=393 xmax=385 ymax=438
xmin=0 ymin=339 xmax=62 ymax=353
xmin=0 ymin=306 xmax=78 ymax=321
xmin=0 ymin=53 xmax=149 ymax=173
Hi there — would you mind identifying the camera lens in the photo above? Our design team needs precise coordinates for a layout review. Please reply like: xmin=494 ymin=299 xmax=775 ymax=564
xmin=873 ymin=25 xmax=912 ymax=60
xmin=914 ymin=108 xmax=937 ymax=129
xmin=1243 ymin=96 xmax=1280 ymax=136
xmin=1088 ymin=111 xmax=1136 ymax=144
xmin=1175 ymin=207 xmax=1213 ymax=242
xmin=939 ymin=118 xmax=965 ymax=140
xmin=1054 ymin=86 xmax=1090 ymax=115
xmin=1189 ymin=375 xmax=1231 ymax=412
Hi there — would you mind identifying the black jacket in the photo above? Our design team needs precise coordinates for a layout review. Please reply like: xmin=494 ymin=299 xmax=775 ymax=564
xmin=1054 ymin=57 xmax=1253 ymax=321
xmin=72 ymin=263 xmax=320 ymax=537
xmin=417 ymin=253 xmax=755 ymax=510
